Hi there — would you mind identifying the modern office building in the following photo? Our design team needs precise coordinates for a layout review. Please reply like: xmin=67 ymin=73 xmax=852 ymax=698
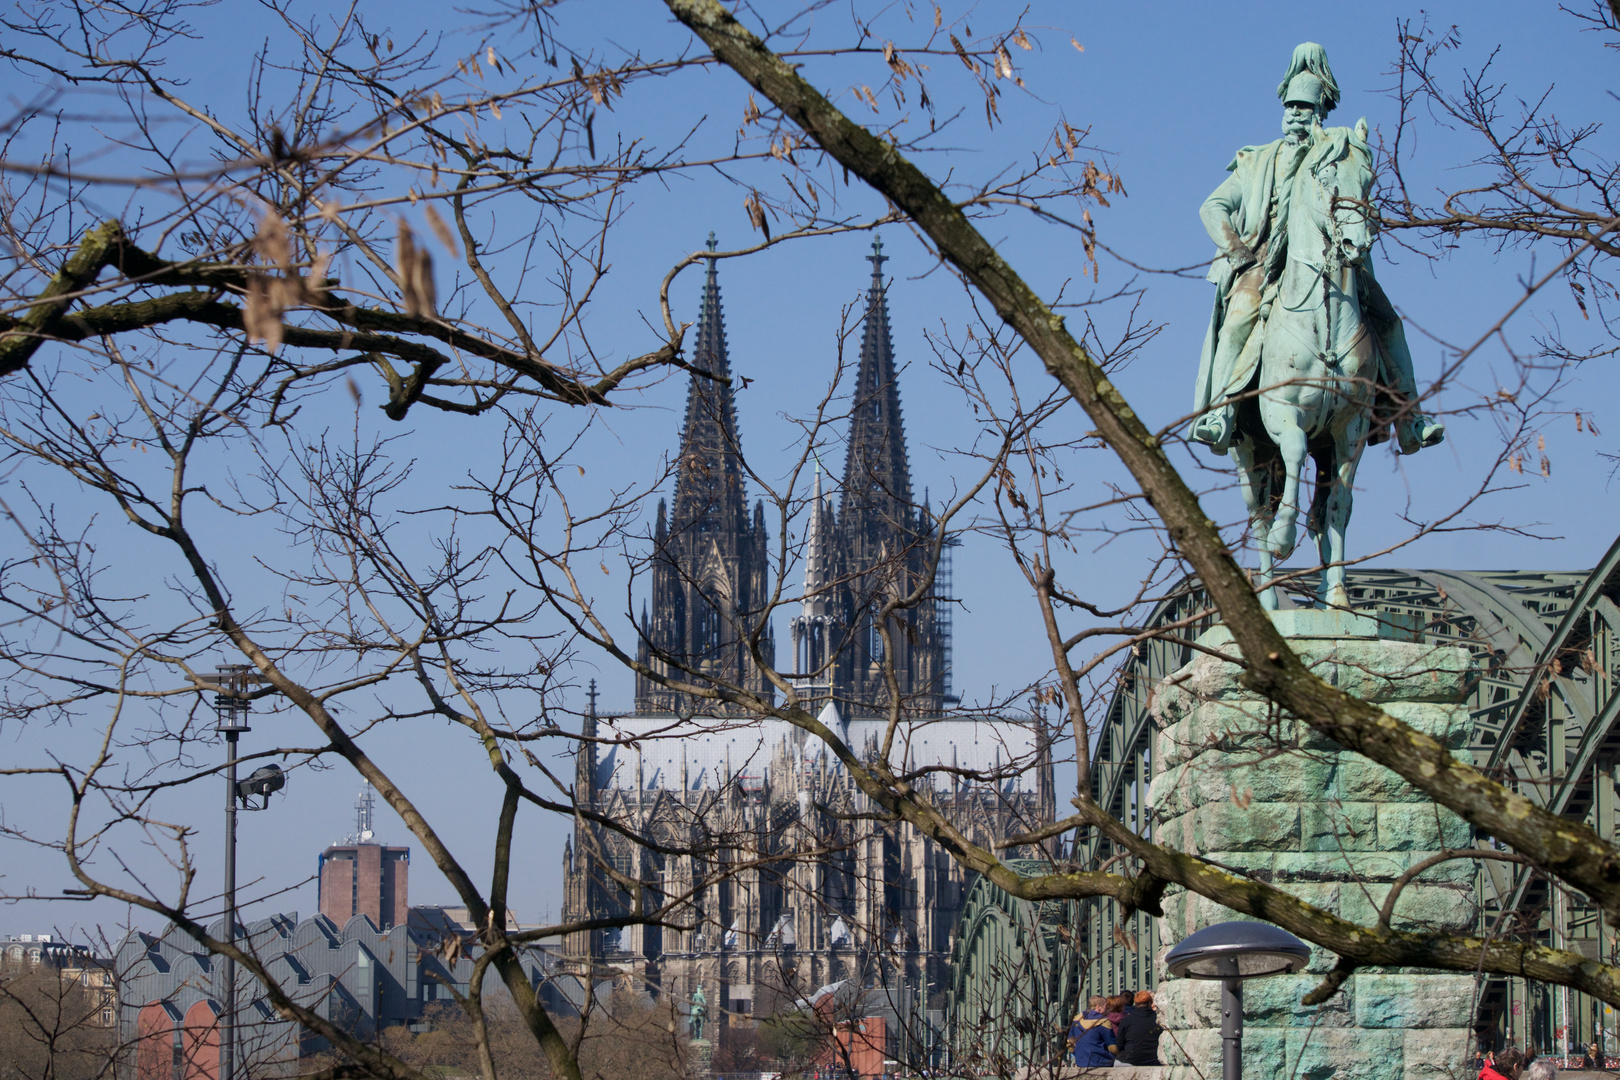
xmin=317 ymin=784 xmax=409 ymax=930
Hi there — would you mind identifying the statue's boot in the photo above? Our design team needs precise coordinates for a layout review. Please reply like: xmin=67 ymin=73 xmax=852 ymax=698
xmin=1192 ymin=406 xmax=1235 ymax=454
xmin=1396 ymin=414 xmax=1445 ymax=455
xmin=1193 ymin=317 xmax=1267 ymax=455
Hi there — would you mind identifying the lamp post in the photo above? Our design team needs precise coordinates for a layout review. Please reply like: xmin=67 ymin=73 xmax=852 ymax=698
xmin=198 ymin=664 xmax=275 ymax=1080
xmin=1164 ymin=920 xmax=1312 ymax=1080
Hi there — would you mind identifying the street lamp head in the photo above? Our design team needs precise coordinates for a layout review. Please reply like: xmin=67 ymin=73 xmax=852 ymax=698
xmin=1164 ymin=920 xmax=1312 ymax=980
xmin=236 ymin=764 xmax=285 ymax=809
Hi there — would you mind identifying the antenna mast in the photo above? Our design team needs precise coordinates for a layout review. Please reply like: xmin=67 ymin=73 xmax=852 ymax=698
xmin=349 ymin=781 xmax=376 ymax=844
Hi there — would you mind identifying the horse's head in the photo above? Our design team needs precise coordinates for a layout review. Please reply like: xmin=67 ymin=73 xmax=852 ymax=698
xmin=1302 ymin=123 xmax=1377 ymax=269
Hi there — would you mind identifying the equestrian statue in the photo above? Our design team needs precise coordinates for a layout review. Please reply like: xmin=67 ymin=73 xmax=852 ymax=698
xmin=1190 ymin=42 xmax=1444 ymax=611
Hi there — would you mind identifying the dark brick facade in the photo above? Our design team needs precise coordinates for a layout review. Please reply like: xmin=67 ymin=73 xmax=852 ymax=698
xmin=317 ymin=844 xmax=409 ymax=930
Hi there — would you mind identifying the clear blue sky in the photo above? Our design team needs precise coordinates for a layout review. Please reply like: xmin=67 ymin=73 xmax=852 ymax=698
xmin=3 ymin=1 xmax=1613 ymax=942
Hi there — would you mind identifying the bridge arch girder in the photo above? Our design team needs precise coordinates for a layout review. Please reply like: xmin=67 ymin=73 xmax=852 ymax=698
xmin=1057 ymin=537 xmax=1620 ymax=1044
xmin=944 ymin=859 xmax=1084 ymax=1073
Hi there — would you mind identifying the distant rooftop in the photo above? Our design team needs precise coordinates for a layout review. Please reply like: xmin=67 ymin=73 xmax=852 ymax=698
xmin=593 ymin=703 xmax=1043 ymax=795
xmin=410 ymin=906 xmax=563 ymax=950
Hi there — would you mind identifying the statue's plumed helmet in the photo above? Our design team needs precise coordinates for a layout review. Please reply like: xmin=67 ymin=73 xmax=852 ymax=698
xmin=1283 ymin=72 xmax=1326 ymax=109
xmin=1276 ymin=42 xmax=1340 ymax=115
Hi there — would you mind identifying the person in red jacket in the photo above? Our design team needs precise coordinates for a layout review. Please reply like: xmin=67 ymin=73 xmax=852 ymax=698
xmin=1479 ymin=1050 xmax=1511 ymax=1080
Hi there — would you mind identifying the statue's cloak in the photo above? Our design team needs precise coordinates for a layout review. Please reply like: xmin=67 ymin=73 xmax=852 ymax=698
xmin=1194 ymin=130 xmax=1392 ymax=432
xmin=1192 ymin=137 xmax=1293 ymax=420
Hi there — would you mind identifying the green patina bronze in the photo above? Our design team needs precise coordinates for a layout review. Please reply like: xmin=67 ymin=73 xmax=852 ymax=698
xmin=1191 ymin=44 xmax=1445 ymax=612
xmin=690 ymin=983 xmax=708 ymax=1042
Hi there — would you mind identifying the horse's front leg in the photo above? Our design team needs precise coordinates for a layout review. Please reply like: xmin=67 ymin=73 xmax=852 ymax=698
xmin=1230 ymin=439 xmax=1279 ymax=611
xmin=1317 ymin=415 xmax=1370 ymax=610
xmin=1259 ymin=414 xmax=1310 ymax=606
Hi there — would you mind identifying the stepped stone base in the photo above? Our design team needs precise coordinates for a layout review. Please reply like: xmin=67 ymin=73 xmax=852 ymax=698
xmin=689 ymin=1038 xmax=713 ymax=1075
xmin=1148 ymin=617 xmax=1478 ymax=1080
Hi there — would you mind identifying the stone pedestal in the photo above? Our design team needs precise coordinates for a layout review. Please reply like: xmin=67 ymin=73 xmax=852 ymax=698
xmin=1147 ymin=614 xmax=1477 ymax=1080
xmin=688 ymin=1037 xmax=713 ymax=1075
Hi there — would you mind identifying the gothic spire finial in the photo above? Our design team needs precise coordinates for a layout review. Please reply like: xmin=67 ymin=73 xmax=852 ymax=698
xmin=672 ymin=234 xmax=745 ymax=531
xmin=842 ymin=237 xmax=912 ymax=519
xmin=703 ymin=232 xmax=720 ymax=282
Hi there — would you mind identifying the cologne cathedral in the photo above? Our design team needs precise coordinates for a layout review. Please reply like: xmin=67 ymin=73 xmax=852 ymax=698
xmin=564 ymin=238 xmax=1053 ymax=1035
xmin=633 ymin=235 xmax=945 ymax=717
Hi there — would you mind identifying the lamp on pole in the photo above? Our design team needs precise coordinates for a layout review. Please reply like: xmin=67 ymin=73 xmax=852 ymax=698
xmin=197 ymin=664 xmax=279 ymax=1080
xmin=1164 ymin=920 xmax=1312 ymax=1080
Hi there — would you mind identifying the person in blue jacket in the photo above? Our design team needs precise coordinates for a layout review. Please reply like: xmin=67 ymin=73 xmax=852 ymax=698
xmin=1067 ymin=996 xmax=1106 ymax=1061
xmin=1069 ymin=996 xmax=1116 ymax=1068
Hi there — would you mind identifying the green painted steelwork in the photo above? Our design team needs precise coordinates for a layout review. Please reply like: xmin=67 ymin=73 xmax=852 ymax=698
xmin=944 ymin=858 xmax=1085 ymax=1072
xmin=945 ymin=538 xmax=1620 ymax=1059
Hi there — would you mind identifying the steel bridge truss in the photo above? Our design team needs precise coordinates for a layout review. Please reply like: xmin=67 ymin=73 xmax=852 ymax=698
xmin=958 ymin=537 xmax=1620 ymax=1060
xmin=944 ymin=859 xmax=1086 ymax=1073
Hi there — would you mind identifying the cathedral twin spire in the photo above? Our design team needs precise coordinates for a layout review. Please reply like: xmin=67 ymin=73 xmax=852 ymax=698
xmin=826 ymin=236 xmax=943 ymax=713
xmin=842 ymin=236 xmax=914 ymax=528
xmin=637 ymin=234 xmax=773 ymax=715
xmin=635 ymin=235 xmax=944 ymax=717
xmin=670 ymin=234 xmax=749 ymax=538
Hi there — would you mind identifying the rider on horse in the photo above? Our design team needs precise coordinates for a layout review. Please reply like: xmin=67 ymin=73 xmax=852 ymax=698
xmin=1190 ymin=43 xmax=1445 ymax=458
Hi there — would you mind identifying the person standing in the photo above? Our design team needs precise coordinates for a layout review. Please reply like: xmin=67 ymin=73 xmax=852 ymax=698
xmin=1581 ymin=1043 xmax=1602 ymax=1071
xmin=1113 ymin=991 xmax=1163 ymax=1067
